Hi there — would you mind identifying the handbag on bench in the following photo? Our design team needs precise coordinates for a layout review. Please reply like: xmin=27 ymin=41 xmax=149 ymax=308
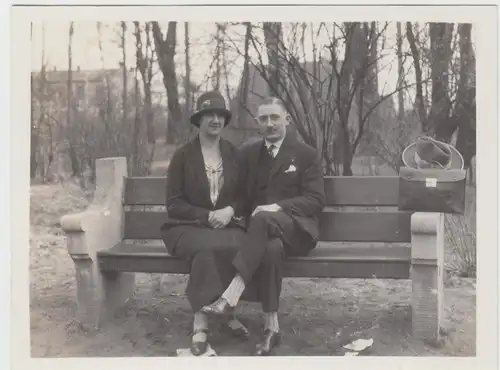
xmin=398 ymin=136 xmax=467 ymax=215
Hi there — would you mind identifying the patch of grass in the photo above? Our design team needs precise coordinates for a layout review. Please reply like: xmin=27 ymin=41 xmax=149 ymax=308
xmin=30 ymin=180 xmax=92 ymax=229
xmin=444 ymin=185 xmax=476 ymax=278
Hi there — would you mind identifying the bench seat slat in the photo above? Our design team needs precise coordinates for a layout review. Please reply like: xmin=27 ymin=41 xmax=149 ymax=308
xmin=123 ymin=210 xmax=412 ymax=243
xmin=97 ymin=243 xmax=411 ymax=279
xmin=124 ymin=176 xmax=401 ymax=206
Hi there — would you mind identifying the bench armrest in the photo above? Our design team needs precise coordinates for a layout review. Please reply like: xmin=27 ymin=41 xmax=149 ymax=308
xmin=60 ymin=157 xmax=128 ymax=260
xmin=410 ymin=212 xmax=444 ymax=263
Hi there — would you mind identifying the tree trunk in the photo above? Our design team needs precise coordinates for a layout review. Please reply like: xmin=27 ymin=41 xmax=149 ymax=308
xmin=342 ymin=128 xmax=354 ymax=176
xmin=263 ymin=22 xmax=284 ymax=97
xmin=145 ymin=23 xmax=155 ymax=144
xmin=220 ymin=23 xmax=232 ymax=102
xmin=365 ymin=22 xmax=379 ymax=96
xmin=121 ymin=21 xmax=128 ymax=126
xmin=336 ymin=22 xmax=359 ymax=176
xmin=30 ymin=84 xmax=38 ymax=178
xmin=30 ymin=22 xmax=38 ymax=179
xmin=428 ymin=22 xmax=454 ymax=135
xmin=152 ymin=22 xmax=182 ymax=130
xmin=396 ymin=22 xmax=405 ymax=123
xmin=96 ymin=22 xmax=115 ymax=154
xmin=67 ymin=21 xmax=81 ymax=179
xmin=132 ymin=68 xmax=141 ymax=174
xmin=213 ymin=23 xmax=222 ymax=91
xmin=184 ymin=22 xmax=191 ymax=121
xmin=406 ymin=22 xmax=428 ymax=131
xmin=450 ymin=24 xmax=476 ymax=174
xmin=238 ymin=22 xmax=252 ymax=127
xmin=67 ymin=22 xmax=73 ymax=136
xmin=134 ymin=22 xmax=155 ymax=144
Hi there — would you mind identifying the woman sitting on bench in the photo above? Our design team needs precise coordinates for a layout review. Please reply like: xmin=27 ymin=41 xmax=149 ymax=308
xmin=160 ymin=91 xmax=249 ymax=356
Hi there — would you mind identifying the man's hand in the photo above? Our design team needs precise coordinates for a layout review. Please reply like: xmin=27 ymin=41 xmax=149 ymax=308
xmin=208 ymin=206 xmax=235 ymax=228
xmin=251 ymin=203 xmax=282 ymax=217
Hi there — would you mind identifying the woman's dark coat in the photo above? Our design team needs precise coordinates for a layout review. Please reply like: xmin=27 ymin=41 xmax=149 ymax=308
xmin=160 ymin=136 xmax=249 ymax=312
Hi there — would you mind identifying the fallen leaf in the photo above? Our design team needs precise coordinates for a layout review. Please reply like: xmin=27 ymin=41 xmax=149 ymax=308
xmin=343 ymin=338 xmax=374 ymax=352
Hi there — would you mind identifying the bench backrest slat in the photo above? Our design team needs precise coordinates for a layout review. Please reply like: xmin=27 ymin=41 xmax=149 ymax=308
xmin=124 ymin=176 xmax=401 ymax=207
xmin=123 ymin=210 xmax=411 ymax=243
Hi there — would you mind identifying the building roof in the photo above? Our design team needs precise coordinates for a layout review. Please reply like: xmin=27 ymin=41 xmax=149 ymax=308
xmin=31 ymin=68 xmax=129 ymax=84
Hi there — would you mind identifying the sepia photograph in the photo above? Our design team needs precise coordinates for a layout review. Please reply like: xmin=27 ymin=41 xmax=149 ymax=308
xmin=9 ymin=4 xmax=498 ymax=367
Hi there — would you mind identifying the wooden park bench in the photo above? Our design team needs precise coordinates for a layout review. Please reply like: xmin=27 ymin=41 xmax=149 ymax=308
xmin=61 ymin=157 xmax=445 ymax=343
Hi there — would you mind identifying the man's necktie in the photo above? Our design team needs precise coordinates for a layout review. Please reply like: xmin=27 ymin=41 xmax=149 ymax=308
xmin=267 ymin=144 xmax=276 ymax=159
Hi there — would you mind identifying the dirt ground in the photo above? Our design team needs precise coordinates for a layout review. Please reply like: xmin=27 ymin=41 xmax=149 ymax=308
xmin=29 ymin=182 xmax=476 ymax=357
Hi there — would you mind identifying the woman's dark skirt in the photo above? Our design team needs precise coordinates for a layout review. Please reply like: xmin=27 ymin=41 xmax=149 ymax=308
xmin=161 ymin=224 xmax=258 ymax=312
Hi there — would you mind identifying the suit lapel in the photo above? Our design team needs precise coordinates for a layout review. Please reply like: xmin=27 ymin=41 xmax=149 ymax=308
xmin=269 ymin=131 xmax=295 ymax=180
xmin=246 ymin=139 xmax=266 ymax=198
xmin=189 ymin=137 xmax=213 ymax=208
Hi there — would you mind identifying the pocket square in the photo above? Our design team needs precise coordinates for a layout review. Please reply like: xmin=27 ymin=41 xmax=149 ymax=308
xmin=285 ymin=164 xmax=297 ymax=173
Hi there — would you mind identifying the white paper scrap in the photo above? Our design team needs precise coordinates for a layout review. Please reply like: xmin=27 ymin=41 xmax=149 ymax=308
xmin=343 ymin=338 xmax=374 ymax=352
xmin=176 ymin=343 xmax=217 ymax=357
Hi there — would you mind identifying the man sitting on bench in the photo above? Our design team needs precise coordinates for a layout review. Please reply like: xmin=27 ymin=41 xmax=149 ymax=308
xmin=201 ymin=97 xmax=326 ymax=356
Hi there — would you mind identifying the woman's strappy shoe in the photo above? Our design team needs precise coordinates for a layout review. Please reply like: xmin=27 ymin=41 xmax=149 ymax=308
xmin=226 ymin=318 xmax=250 ymax=340
xmin=191 ymin=329 xmax=209 ymax=356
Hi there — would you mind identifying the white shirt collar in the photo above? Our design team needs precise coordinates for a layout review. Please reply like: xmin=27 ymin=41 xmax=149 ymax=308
xmin=265 ymin=135 xmax=285 ymax=155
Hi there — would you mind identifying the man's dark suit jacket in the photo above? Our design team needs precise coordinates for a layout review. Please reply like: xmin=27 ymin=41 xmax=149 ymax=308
xmin=234 ymin=127 xmax=326 ymax=249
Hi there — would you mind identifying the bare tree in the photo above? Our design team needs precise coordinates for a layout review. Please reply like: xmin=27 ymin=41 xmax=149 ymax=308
xmin=120 ymin=21 xmax=128 ymax=125
xmin=133 ymin=21 xmax=157 ymax=174
xmin=406 ymin=22 xmax=428 ymax=131
xmin=152 ymin=21 xmax=182 ymax=130
xmin=96 ymin=21 xmax=116 ymax=152
xmin=225 ymin=22 xmax=409 ymax=175
xmin=396 ymin=22 xmax=405 ymax=123
xmin=263 ymin=22 xmax=285 ymax=97
xmin=237 ymin=22 xmax=252 ymax=127
xmin=30 ymin=22 xmax=38 ymax=179
xmin=437 ymin=23 xmax=476 ymax=179
xmin=220 ymin=23 xmax=232 ymax=101
xmin=133 ymin=22 xmax=155 ymax=144
xmin=213 ymin=23 xmax=223 ymax=91
xmin=325 ymin=22 xmax=401 ymax=175
xmin=184 ymin=22 xmax=191 ymax=120
xmin=66 ymin=21 xmax=82 ymax=179
xmin=428 ymin=22 xmax=455 ymax=135
xmin=32 ymin=22 xmax=54 ymax=181
xmin=407 ymin=22 xmax=475 ymax=177
xmin=364 ymin=22 xmax=416 ymax=173
xmin=132 ymin=54 xmax=141 ymax=174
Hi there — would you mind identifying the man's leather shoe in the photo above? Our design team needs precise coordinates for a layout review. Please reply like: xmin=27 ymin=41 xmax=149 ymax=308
xmin=252 ymin=330 xmax=282 ymax=356
xmin=200 ymin=297 xmax=234 ymax=316
xmin=191 ymin=329 xmax=208 ymax=356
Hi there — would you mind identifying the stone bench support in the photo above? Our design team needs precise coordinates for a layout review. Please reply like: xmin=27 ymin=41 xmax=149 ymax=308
xmin=410 ymin=212 xmax=445 ymax=344
xmin=60 ymin=157 xmax=135 ymax=331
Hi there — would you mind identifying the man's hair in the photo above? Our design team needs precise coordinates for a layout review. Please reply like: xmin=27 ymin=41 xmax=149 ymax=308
xmin=259 ymin=96 xmax=287 ymax=111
